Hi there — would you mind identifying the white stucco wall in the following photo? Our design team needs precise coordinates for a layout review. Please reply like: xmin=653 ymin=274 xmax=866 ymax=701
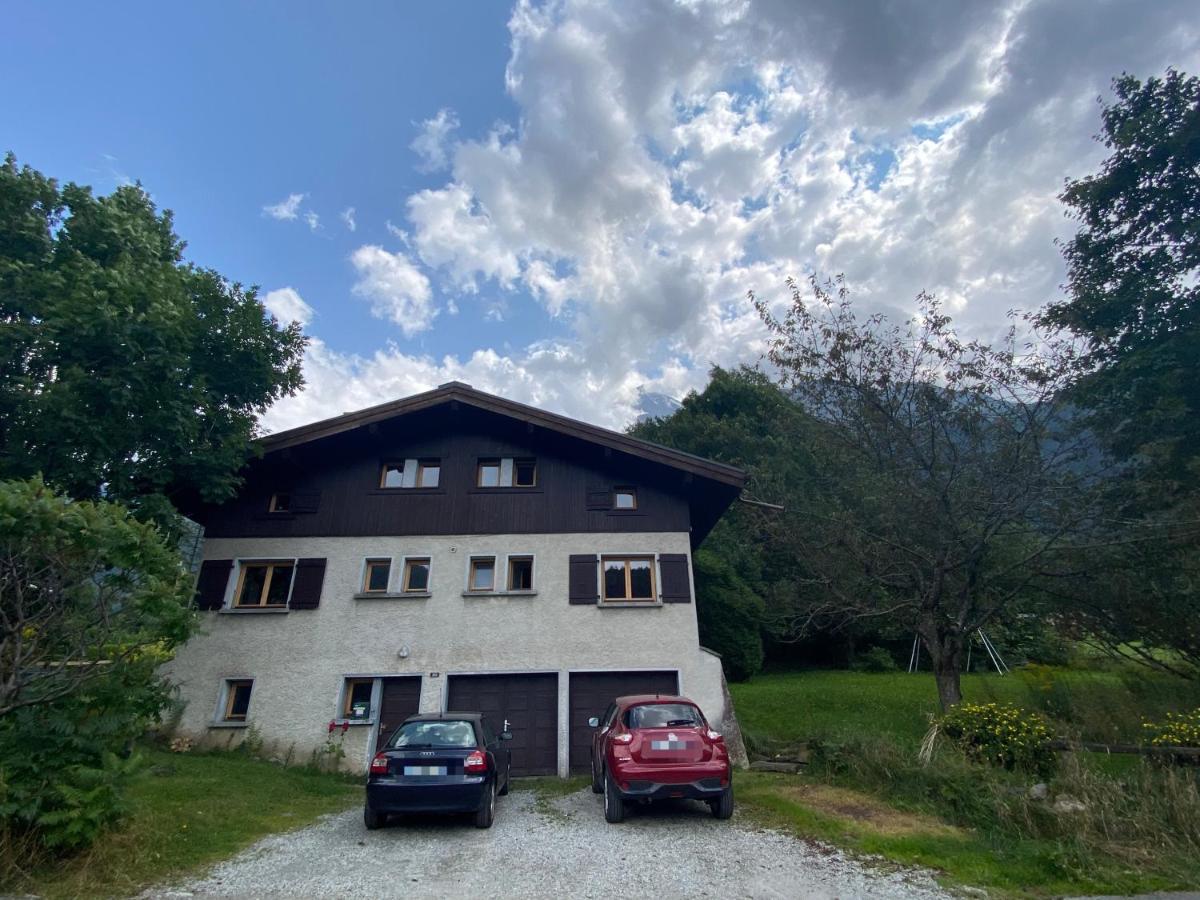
xmin=163 ymin=532 xmax=730 ymax=775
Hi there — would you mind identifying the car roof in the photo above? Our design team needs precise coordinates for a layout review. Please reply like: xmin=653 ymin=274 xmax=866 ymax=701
xmin=401 ymin=711 xmax=484 ymax=722
xmin=614 ymin=694 xmax=695 ymax=707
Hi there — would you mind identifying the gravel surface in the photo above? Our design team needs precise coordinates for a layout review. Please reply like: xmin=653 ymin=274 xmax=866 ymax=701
xmin=148 ymin=786 xmax=955 ymax=900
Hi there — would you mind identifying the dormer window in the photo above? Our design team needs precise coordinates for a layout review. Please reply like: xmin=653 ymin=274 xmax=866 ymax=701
xmin=269 ymin=493 xmax=291 ymax=513
xmin=381 ymin=459 xmax=440 ymax=489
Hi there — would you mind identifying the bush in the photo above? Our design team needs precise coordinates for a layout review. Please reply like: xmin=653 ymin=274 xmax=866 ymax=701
xmin=1143 ymin=709 xmax=1200 ymax=748
xmin=939 ymin=702 xmax=1056 ymax=777
xmin=850 ymin=646 xmax=898 ymax=672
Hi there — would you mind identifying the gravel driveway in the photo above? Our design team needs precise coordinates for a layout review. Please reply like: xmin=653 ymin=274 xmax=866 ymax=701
xmin=149 ymin=786 xmax=954 ymax=900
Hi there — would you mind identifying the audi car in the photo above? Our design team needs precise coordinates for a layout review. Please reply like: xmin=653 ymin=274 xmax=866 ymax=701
xmin=589 ymin=694 xmax=733 ymax=823
xmin=364 ymin=712 xmax=512 ymax=829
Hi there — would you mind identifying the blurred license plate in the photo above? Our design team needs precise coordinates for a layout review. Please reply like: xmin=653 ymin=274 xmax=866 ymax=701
xmin=651 ymin=740 xmax=689 ymax=750
xmin=403 ymin=765 xmax=447 ymax=776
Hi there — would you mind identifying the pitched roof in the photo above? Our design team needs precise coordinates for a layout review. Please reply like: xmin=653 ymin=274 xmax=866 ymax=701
xmin=259 ymin=381 xmax=746 ymax=489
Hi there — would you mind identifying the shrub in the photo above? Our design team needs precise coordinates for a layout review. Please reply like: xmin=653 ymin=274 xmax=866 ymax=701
xmin=850 ymin=646 xmax=898 ymax=672
xmin=1143 ymin=709 xmax=1200 ymax=748
xmin=939 ymin=702 xmax=1056 ymax=777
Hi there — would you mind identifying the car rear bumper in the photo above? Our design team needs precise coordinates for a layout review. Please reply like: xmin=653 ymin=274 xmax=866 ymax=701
xmin=615 ymin=776 xmax=729 ymax=802
xmin=366 ymin=776 xmax=490 ymax=814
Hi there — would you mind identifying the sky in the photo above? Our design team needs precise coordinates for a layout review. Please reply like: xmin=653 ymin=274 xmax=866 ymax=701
xmin=3 ymin=0 xmax=1198 ymax=432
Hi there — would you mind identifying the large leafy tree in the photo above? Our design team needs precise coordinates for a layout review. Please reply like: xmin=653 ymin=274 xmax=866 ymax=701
xmin=0 ymin=155 xmax=306 ymax=518
xmin=751 ymin=277 xmax=1100 ymax=710
xmin=1041 ymin=69 xmax=1200 ymax=492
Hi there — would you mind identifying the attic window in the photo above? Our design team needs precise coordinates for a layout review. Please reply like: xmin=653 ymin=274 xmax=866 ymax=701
xmin=269 ymin=493 xmax=291 ymax=513
xmin=514 ymin=459 xmax=537 ymax=487
xmin=381 ymin=459 xmax=440 ymax=489
xmin=477 ymin=459 xmax=501 ymax=487
xmin=613 ymin=488 xmax=637 ymax=510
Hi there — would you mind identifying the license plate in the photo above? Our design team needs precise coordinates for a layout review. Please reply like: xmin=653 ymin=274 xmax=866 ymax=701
xmin=651 ymin=740 xmax=689 ymax=750
xmin=403 ymin=765 xmax=447 ymax=776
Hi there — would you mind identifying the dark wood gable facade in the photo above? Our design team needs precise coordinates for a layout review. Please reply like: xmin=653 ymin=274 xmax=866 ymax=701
xmin=194 ymin=384 xmax=744 ymax=545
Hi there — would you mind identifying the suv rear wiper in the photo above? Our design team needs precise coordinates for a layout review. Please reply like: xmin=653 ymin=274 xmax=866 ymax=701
xmin=666 ymin=719 xmax=699 ymax=727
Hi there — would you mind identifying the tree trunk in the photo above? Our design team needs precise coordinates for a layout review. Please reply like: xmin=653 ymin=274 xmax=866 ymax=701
xmin=919 ymin=623 xmax=965 ymax=711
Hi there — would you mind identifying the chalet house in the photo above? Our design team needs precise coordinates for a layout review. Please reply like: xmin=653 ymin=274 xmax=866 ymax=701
xmin=165 ymin=382 xmax=746 ymax=776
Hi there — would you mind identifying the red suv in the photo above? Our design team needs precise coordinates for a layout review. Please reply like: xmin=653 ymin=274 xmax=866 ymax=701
xmin=589 ymin=694 xmax=733 ymax=823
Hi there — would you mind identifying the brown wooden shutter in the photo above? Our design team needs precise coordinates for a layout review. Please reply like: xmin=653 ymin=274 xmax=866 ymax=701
xmin=569 ymin=554 xmax=599 ymax=604
xmin=659 ymin=554 xmax=692 ymax=603
xmin=290 ymin=490 xmax=321 ymax=513
xmin=289 ymin=558 xmax=326 ymax=609
xmin=195 ymin=559 xmax=233 ymax=610
xmin=585 ymin=489 xmax=611 ymax=511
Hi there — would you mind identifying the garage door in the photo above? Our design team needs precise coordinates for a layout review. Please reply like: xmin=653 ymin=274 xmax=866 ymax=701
xmin=568 ymin=670 xmax=679 ymax=772
xmin=375 ymin=676 xmax=422 ymax=751
xmin=447 ymin=673 xmax=558 ymax=776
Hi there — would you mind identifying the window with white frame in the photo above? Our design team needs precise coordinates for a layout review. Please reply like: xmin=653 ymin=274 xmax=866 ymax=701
xmin=362 ymin=558 xmax=391 ymax=593
xmin=467 ymin=556 xmax=496 ymax=592
xmin=402 ymin=557 xmax=431 ymax=592
xmin=507 ymin=556 xmax=534 ymax=591
xmin=601 ymin=556 xmax=656 ymax=602
xmin=233 ymin=561 xmax=295 ymax=608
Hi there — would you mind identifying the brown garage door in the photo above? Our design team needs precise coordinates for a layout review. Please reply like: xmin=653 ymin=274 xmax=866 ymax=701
xmin=447 ymin=673 xmax=558 ymax=776
xmin=568 ymin=670 xmax=679 ymax=772
xmin=375 ymin=676 xmax=422 ymax=751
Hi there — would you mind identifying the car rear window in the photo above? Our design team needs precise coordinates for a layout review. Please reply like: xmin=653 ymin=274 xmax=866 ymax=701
xmin=389 ymin=720 xmax=478 ymax=748
xmin=625 ymin=703 xmax=704 ymax=729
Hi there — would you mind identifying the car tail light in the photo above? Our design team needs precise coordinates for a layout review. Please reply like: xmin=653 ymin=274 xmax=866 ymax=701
xmin=612 ymin=732 xmax=633 ymax=745
xmin=369 ymin=753 xmax=390 ymax=775
xmin=464 ymin=750 xmax=488 ymax=774
xmin=706 ymin=729 xmax=724 ymax=741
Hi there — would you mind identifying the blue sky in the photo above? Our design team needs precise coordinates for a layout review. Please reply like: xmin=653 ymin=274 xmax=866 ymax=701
xmin=3 ymin=1 xmax=1197 ymax=431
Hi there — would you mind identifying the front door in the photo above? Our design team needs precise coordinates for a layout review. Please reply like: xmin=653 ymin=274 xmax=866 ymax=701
xmin=375 ymin=676 xmax=422 ymax=751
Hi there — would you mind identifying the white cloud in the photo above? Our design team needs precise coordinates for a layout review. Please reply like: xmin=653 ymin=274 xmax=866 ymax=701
xmin=304 ymin=210 xmax=320 ymax=231
xmin=350 ymin=245 xmax=435 ymax=337
xmin=263 ymin=192 xmax=305 ymax=221
xmin=262 ymin=287 xmax=315 ymax=327
xmin=266 ymin=0 xmax=1200 ymax=433
xmin=411 ymin=108 xmax=461 ymax=172
xmin=341 ymin=207 xmax=357 ymax=232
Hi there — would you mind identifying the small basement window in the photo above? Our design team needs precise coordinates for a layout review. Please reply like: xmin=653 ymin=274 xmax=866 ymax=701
xmin=222 ymin=680 xmax=253 ymax=722
xmin=477 ymin=459 xmax=501 ymax=487
xmin=403 ymin=557 xmax=431 ymax=592
xmin=468 ymin=557 xmax=496 ymax=592
xmin=362 ymin=559 xmax=391 ymax=593
xmin=602 ymin=556 xmax=656 ymax=602
xmin=234 ymin=561 xmax=295 ymax=608
xmin=343 ymin=679 xmax=374 ymax=720
xmin=514 ymin=459 xmax=537 ymax=487
xmin=269 ymin=493 xmax=291 ymax=513
xmin=508 ymin=556 xmax=533 ymax=591
xmin=613 ymin=487 xmax=637 ymax=510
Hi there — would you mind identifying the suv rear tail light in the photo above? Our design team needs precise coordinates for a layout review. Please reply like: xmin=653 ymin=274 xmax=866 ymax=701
xmin=612 ymin=732 xmax=633 ymax=745
xmin=369 ymin=753 xmax=390 ymax=775
xmin=706 ymin=730 xmax=724 ymax=741
xmin=464 ymin=750 xmax=488 ymax=774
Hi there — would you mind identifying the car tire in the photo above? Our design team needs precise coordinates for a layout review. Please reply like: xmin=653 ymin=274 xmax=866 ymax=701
xmin=363 ymin=804 xmax=386 ymax=830
xmin=591 ymin=754 xmax=603 ymax=794
xmin=498 ymin=772 xmax=510 ymax=797
xmin=603 ymin=771 xmax=625 ymax=824
xmin=474 ymin=780 xmax=496 ymax=829
xmin=710 ymin=786 xmax=734 ymax=820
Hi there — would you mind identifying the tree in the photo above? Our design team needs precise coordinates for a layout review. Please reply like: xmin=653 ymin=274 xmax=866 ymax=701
xmin=1041 ymin=69 xmax=1200 ymax=492
xmin=0 ymin=477 xmax=194 ymax=853
xmin=751 ymin=277 xmax=1099 ymax=710
xmin=0 ymin=155 xmax=307 ymax=519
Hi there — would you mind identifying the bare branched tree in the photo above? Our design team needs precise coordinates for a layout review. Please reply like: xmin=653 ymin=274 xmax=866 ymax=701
xmin=751 ymin=276 xmax=1105 ymax=709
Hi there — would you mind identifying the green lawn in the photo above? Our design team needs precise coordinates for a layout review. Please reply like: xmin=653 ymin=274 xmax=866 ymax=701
xmin=731 ymin=667 xmax=1200 ymax=750
xmin=14 ymin=749 xmax=360 ymax=899
xmin=730 ymin=668 xmax=1200 ymax=896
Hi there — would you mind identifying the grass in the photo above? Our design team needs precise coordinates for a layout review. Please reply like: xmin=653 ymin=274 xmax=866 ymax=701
xmin=12 ymin=748 xmax=360 ymax=900
xmin=729 ymin=667 xmax=1200 ymax=896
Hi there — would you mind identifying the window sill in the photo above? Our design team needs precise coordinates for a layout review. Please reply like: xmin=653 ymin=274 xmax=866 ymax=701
xmin=367 ymin=488 xmax=446 ymax=496
xmin=220 ymin=607 xmax=289 ymax=615
xmin=332 ymin=718 xmax=376 ymax=727
xmin=353 ymin=591 xmax=431 ymax=600
xmin=209 ymin=721 xmax=249 ymax=729
xmin=597 ymin=600 xmax=663 ymax=609
xmin=462 ymin=590 xmax=539 ymax=599
xmin=466 ymin=487 xmax=544 ymax=495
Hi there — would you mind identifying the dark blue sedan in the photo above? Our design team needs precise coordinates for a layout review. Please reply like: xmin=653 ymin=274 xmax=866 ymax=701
xmin=364 ymin=712 xmax=513 ymax=829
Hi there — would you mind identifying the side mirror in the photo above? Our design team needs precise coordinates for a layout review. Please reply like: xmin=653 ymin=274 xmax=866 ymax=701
xmin=587 ymin=716 xmax=600 ymax=728
xmin=500 ymin=731 xmax=513 ymax=741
